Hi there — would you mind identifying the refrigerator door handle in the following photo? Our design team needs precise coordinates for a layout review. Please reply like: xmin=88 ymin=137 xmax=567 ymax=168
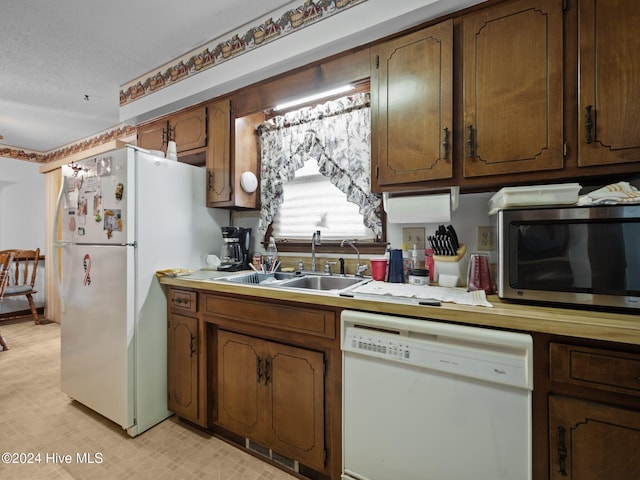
xmin=72 ymin=242 xmax=137 ymax=248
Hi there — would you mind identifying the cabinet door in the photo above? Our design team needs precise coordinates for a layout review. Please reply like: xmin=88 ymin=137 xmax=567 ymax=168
xmin=549 ymin=395 xmax=640 ymax=479
xmin=371 ymin=20 xmax=453 ymax=188
xmin=206 ymin=99 xmax=233 ymax=205
xmin=137 ymin=119 xmax=167 ymax=152
xmin=167 ymin=313 xmax=199 ymax=422
xmin=578 ymin=0 xmax=640 ymax=166
xmin=267 ymin=341 xmax=325 ymax=471
xmin=216 ymin=330 xmax=264 ymax=437
xmin=172 ymin=106 xmax=207 ymax=153
xmin=463 ymin=0 xmax=563 ymax=177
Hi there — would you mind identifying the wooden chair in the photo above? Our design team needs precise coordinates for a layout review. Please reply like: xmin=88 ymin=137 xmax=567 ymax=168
xmin=0 ymin=251 xmax=15 ymax=350
xmin=0 ymin=248 xmax=41 ymax=324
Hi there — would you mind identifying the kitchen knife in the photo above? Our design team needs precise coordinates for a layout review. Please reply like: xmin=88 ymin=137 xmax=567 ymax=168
xmin=446 ymin=225 xmax=460 ymax=250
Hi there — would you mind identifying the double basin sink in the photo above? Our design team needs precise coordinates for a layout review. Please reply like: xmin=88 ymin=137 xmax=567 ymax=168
xmin=217 ymin=271 xmax=370 ymax=293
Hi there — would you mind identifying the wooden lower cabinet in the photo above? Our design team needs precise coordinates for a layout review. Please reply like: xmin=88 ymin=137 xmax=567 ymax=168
xmin=549 ymin=395 xmax=640 ymax=478
xmin=166 ymin=288 xmax=207 ymax=427
xmin=216 ymin=329 xmax=326 ymax=471
xmin=167 ymin=313 xmax=199 ymax=423
xmin=548 ymin=342 xmax=640 ymax=478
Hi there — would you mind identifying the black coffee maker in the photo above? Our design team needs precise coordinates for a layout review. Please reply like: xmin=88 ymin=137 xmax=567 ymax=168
xmin=217 ymin=226 xmax=251 ymax=272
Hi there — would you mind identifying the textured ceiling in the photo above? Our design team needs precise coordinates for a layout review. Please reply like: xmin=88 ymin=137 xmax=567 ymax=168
xmin=0 ymin=0 xmax=294 ymax=152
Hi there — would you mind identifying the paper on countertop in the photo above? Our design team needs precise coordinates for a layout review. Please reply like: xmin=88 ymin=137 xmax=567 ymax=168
xmin=577 ymin=181 xmax=640 ymax=205
xmin=352 ymin=281 xmax=493 ymax=308
xmin=155 ymin=268 xmax=194 ymax=277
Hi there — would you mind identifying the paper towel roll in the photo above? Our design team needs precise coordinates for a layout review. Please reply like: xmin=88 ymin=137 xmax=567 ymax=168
xmin=383 ymin=192 xmax=452 ymax=223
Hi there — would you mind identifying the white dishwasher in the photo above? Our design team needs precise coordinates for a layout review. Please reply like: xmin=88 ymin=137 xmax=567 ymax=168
xmin=341 ymin=310 xmax=533 ymax=480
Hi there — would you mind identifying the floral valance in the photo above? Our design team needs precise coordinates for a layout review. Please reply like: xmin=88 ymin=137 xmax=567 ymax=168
xmin=256 ymin=91 xmax=382 ymax=239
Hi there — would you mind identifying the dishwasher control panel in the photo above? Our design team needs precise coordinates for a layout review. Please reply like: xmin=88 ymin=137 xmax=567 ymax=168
xmin=346 ymin=328 xmax=412 ymax=360
xmin=342 ymin=323 xmax=531 ymax=390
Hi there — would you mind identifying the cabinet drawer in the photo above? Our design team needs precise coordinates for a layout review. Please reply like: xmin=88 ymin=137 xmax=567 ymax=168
xmin=204 ymin=295 xmax=336 ymax=338
xmin=550 ymin=343 xmax=640 ymax=397
xmin=169 ymin=289 xmax=197 ymax=314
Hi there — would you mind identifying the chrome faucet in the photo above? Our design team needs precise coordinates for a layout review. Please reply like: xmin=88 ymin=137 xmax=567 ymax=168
xmin=341 ymin=239 xmax=368 ymax=277
xmin=311 ymin=230 xmax=321 ymax=272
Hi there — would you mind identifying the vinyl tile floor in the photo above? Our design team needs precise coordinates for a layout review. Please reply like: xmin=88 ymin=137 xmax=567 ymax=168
xmin=0 ymin=319 xmax=298 ymax=480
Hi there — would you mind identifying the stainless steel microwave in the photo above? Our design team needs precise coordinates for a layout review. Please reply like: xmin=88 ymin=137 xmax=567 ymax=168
xmin=497 ymin=205 xmax=640 ymax=311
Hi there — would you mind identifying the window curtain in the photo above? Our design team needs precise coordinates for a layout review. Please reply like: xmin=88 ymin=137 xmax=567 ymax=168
xmin=256 ymin=91 xmax=382 ymax=239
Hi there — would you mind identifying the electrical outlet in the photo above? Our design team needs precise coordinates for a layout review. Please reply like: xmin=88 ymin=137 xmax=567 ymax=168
xmin=402 ymin=227 xmax=426 ymax=250
xmin=476 ymin=226 xmax=496 ymax=251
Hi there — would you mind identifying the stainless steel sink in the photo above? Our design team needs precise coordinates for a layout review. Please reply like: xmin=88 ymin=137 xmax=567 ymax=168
xmin=218 ymin=271 xmax=300 ymax=285
xmin=218 ymin=271 xmax=369 ymax=292
xmin=278 ymin=275 xmax=369 ymax=291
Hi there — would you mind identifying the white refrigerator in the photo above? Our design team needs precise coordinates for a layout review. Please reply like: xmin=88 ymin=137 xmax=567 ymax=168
xmin=54 ymin=145 xmax=224 ymax=436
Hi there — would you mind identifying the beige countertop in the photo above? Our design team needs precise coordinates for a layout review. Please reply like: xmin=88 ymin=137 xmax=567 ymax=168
xmin=160 ymin=273 xmax=640 ymax=345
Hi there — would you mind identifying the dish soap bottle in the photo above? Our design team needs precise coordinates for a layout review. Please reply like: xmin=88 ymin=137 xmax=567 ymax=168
xmin=411 ymin=244 xmax=419 ymax=270
xmin=266 ymin=236 xmax=278 ymax=272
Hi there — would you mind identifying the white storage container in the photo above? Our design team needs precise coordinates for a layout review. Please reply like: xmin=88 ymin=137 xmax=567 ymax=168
xmin=489 ymin=183 xmax=581 ymax=214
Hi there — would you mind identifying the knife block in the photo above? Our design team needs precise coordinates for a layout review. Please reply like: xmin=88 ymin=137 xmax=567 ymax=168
xmin=433 ymin=244 xmax=469 ymax=287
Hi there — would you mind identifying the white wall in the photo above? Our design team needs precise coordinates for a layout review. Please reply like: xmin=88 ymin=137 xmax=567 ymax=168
xmin=385 ymin=191 xmax=495 ymax=256
xmin=0 ymin=156 xmax=46 ymax=313
xmin=0 ymin=157 xmax=45 ymax=249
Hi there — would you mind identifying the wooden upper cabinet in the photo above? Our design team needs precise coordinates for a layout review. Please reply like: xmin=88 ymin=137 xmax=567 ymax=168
xmin=137 ymin=106 xmax=206 ymax=154
xmin=578 ymin=0 xmax=640 ymax=166
xmin=206 ymin=99 xmax=232 ymax=205
xmin=137 ymin=119 xmax=166 ymax=152
xmin=206 ymin=99 xmax=262 ymax=209
xmin=371 ymin=20 xmax=453 ymax=189
xmin=172 ymin=106 xmax=207 ymax=152
xmin=463 ymin=0 xmax=564 ymax=177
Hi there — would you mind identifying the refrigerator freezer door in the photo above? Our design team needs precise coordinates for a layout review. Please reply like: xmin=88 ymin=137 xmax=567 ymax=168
xmin=60 ymin=244 xmax=135 ymax=430
xmin=60 ymin=149 xmax=130 ymax=245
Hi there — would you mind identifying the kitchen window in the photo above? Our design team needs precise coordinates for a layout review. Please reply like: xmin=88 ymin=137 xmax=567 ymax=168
xmin=257 ymin=92 xmax=384 ymax=253
xmin=271 ymin=159 xmax=376 ymax=241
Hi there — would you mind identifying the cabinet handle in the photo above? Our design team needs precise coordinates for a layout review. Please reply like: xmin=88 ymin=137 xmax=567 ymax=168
xmin=189 ymin=333 xmax=196 ymax=357
xmin=466 ymin=125 xmax=473 ymax=158
xmin=264 ymin=358 xmax=271 ymax=386
xmin=442 ymin=127 xmax=449 ymax=160
xmin=257 ymin=356 xmax=263 ymax=383
xmin=585 ymin=105 xmax=593 ymax=144
xmin=207 ymin=170 xmax=213 ymax=192
xmin=557 ymin=426 xmax=568 ymax=476
xmin=162 ymin=122 xmax=175 ymax=146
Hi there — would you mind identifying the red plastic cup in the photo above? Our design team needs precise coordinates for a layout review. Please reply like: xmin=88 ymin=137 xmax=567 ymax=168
xmin=370 ymin=258 xmax=387 ymax=281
